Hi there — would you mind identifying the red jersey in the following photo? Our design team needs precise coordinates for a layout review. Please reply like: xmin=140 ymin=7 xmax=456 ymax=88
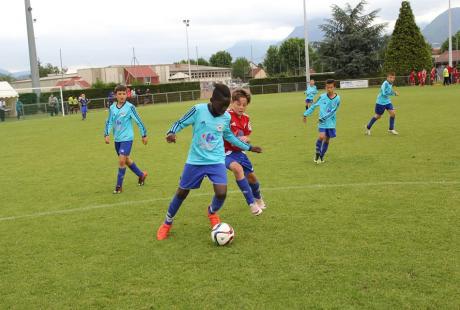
xmin=224 ymin=110 xmax=252 ymax=153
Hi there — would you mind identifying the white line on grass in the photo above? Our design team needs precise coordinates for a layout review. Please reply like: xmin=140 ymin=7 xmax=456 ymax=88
xmin=0 ymin=180 xmax=458 ymax=222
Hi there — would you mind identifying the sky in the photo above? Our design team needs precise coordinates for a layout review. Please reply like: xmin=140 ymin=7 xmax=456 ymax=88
xmin=0 ymin=0 xmax=457 ymax=73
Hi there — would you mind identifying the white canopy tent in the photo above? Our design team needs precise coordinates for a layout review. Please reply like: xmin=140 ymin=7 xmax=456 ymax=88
xmin=0 ymin=81 xmax=19 ymax=117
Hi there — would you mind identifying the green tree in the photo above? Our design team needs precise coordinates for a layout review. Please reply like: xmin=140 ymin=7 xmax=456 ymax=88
xmin=38 ymin=60 xmax=67 ymax=78
xmin=383 ymin=1 xmax=432 ymax=75
xmin=0 ymin=74 xmax=15 ymax=82
xmin=319 ymin=0 xmax=387 ymax=77
xmin=263 ymin=45 xmax=281 ymax=76
xmin=209 ymin=51 xmax=232 ymax=68
xmin=279 ymin=38 xmax=319 ymax=76
xmin=441 ymin=30 xmax=460 ymax=52
xmin=232 ymin=57 xmax=250 ymax=79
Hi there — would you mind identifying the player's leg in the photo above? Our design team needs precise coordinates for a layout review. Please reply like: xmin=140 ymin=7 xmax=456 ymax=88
xmin=366 ymin=105 xmax=383 ymax=134
xmin=228 ymin=161 xmax=261 ymax=216
xmin=247 ymin=172 xmax=266 ymax=210
xmin=207 ymin=183 xmax=227 ymax=227
xmin=315 ymin=131 xmax=326 ymax=163
xmin=388 ymin=108 xmax=398 ymax=135
xmin=319 ymin=136 xmax=331 ymax=163
xmin=126 ymin=153 xmax=148 ymax=185
xmin=156 ymin=187 xmax=190 ymax=240
xmin=114 ymin=152 xmax=128 ymax=194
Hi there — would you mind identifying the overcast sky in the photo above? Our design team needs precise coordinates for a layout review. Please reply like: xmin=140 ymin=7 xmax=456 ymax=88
xmin=1 ymin=0 xmax=457 ymax=72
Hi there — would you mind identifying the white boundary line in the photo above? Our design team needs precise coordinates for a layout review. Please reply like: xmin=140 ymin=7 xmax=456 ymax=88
xmin=0 ymin=181 xmax=458 ymax=223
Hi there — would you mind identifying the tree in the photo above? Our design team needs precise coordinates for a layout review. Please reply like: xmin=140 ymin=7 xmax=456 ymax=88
xmin=441 ymin=30 xmax=460 ymax=52
xmin=38 ymin=60 xmax=67 ymax=78
xmin=263 ymin=45 xmax=281 ymax=76
xmin=279 ymin=38 xmax=319 ymax=76
xmin=383 ymin=1 xmax=432 ymax=75
xmin=0 ymin=75 xmax=15 ymax=83
xmin=209 ymin=51 xmax=232 ymax=68
xmin=319 ymin=0 xmax=387 ymax=77
xmin=232 ymin=57 xmax=250 ymax=79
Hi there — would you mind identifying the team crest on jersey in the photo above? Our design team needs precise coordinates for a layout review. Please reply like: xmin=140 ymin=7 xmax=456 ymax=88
xmin=120 ymin=112 xmax=127 ymax=117
xmin=216 ymin=124 xmax=224 ymax=132
xmin=199 ymin=133 xmax=218 ymax=150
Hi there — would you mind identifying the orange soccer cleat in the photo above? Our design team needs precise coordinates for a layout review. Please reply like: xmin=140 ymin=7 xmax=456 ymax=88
xmin=156 ymin=223 xmax=172 ymax=240
xmin=207 ymin=211 xmax=221 ymax=228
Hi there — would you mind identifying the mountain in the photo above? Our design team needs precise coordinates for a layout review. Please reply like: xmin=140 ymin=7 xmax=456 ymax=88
xmin=284 ymin=18 xmax=325 ymax=42
xmin=226 ymin=40 xmax=278 ymax=64
xmin=11 ymin=71 xmax=30 ymax=79
xmin=0 ymin=68 xmax=10 ymax=76
xmin=422 ymin=7 xmax=460 ymax=44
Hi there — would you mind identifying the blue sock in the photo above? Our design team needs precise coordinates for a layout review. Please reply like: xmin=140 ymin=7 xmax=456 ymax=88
xmin=249 ymin=182 xmax=261 ymax=200
xmin=236 ymin=178 xmax=255 ymax=205
xmin=389 ymin=117 xmax=395 ymax=130
xmin=128 ymin=162 xmax=143 ymax=177
xmin=320 ymin=142 xmax=329 ymax=157
xmin=315 ymin=139 xmax=323 ymax=154
xmin=208 ymin=196 xmax=225 ymax=214
xmin=367 ymin=117 xmax=377 ymax=129
xmin=164 ymin=194 xmax=185 ymax=225
xmin=117 ymin=168 xmax=126 ymax=187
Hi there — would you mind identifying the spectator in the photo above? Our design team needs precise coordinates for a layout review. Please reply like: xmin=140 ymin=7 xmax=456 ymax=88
xmin=0 ymin=98 xmax=5 ymax=122
xmin=447 ymin=65 xmax=453 ymax=85
xmin=108 ymin=91 xmax=115 ymax=108
xmin=48 ymin=94 xmax=57 ymax=116
xmin=453 ymin=66 xmax=459 ymax=84
xmin=443 ymin=66 xmax=450 ymax=86
xmin=409 ymin=69 xmax=416 ymax=86
xmin=430 ymin=67 xmax=436 ymax=85
xmin=16 ymin=98 xmax=23 ymax=120
xmin=144 ymin=88 xmax=151 ymax=104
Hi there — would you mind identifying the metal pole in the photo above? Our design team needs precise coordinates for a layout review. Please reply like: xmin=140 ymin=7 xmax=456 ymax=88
xmin=24 ymin=0 xmax=40 ymax=95
xmin=183 ymin=19 xmax=192 ymax=81
xmin=448 ymin=0 xmax=453 ymax=67
xmin=196 ymin=46 xmax=199 ymax=72
xmin=59 ymin=87 xmax=65 ymax=116
xmin=303 ymin=0 xmax=311 ymax=82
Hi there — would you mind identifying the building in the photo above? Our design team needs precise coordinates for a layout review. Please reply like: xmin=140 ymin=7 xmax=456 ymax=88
xmin=11 ymin=63 xmax=232 ymax=91
xmin=435 ymin=50 xmax=460 ymax=67
xmin=248 ymin=67 xmax=267 ymax=79
xmin=0 ymin=81 xmax=19 ymax=118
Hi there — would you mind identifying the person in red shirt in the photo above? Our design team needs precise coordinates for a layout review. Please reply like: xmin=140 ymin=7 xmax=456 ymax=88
xmin=409 ymin=69 xmax=416 ymax=86
xmin=453 ymin=67 xmax=459 ymax=84
xmin=417 ymin=71 xmax=423 ymax=86
xmin=430 ymin=67 xmax=436 ymax=85
xmin=421 ymin=69 xmax=427 ymax=86
xmin=447 ymin=65 xmax=453 ymax=84
xmin=224 ymin=89 xmax=266 ymax=216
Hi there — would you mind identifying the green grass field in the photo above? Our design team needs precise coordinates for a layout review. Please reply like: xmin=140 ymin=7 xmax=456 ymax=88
xmin=1 ymin=85 xmax=459 ymax=309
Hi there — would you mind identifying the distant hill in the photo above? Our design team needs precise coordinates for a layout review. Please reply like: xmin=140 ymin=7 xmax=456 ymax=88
xmin=284 ymin=18 xmax=325 ymax=42
xmin=226 ymin=40 xmax=277 ymax=64
xmin=0 ymin=68 xmax=10 ymax=76
xmin=422 ymin=7 xmax=460 ymax=44
xmin=11 ymin=71 xmax=30 ymax=79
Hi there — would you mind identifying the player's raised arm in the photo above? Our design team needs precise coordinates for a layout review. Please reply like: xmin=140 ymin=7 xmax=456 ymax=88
xmin=303 ymin=100 xmax=319 ymax=118
xmin=166 ymin=106 xmax=198 ymax=143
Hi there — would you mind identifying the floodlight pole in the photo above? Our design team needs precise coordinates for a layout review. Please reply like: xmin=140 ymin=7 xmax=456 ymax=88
xmin=303 ymin=0 xmax=311 ymax=83
xmin=24 ymin=0 xmax=40 ymax=94
xmin=448 ymin=0 xmax=453 ymax=67
xmin=183 ymin=19 xmax=192 ymax=81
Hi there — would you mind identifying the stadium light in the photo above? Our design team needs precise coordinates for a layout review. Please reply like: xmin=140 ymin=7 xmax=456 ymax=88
xmin=183 ymin=19 xmax=192 ymax=81
xmin=448 ymin=0 xmax=453 ymax=67
xmin=303 ymin=0 xmax=311 ymax=83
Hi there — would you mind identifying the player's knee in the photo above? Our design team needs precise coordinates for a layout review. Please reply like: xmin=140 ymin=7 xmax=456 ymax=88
xmin=247 ymin=173 xmax=257 ymax=183
xmin=176 ymin=188 xmax=189 ymax=199
xmin=215 ymin=191 xmax=227 ymax=201
xmin=231 ymin=165 xmax=244 ymax=179
xmin=375 ymin=114 xmax=381 ymax=119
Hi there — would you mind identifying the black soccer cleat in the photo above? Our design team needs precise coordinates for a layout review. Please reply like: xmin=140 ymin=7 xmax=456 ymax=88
xmin=113 ymin=186 xmax=122 ymax=194
xmin=138 ymin=171 xmax=148 ymax=186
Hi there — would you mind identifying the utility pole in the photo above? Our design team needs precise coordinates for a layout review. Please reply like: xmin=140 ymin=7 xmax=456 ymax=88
xmin=448 ymin=0 xmax=453 ymax=67
xmin=183 ymin=19 xmax=192 ymax=81
xmin=24 ymin=0 xmax=40 ymax=94
xmin=303 ymin=0 xmax=311 ymax=82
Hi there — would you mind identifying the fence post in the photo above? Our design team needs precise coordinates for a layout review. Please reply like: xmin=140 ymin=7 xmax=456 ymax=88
xmin=278 ymin=84 xmax=281 ymax=93
xmin=166 ymin=93 xmax=169 ymax=104
xmin=179 ymin=91 xmax=182 ymax=103
xmin=192 ymin=90 xmax=195 ymax=100
xmin=295 ymin=83 xmax=298 ymax=92
xmin=152 ymin=94 xmax=155 ymax=105
xmin=261 ymin=85 xmax=264 ymax=94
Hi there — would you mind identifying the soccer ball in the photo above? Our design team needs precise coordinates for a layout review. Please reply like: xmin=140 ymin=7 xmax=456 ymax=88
xmin=211 ymin=223 xmax=234 ymax=246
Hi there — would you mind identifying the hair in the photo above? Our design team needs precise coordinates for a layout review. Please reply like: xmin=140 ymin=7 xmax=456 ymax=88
xmin=232 ymin=89 xmax=251 ymax=104
xmin=326 ymin=79 xmax=335 ymax=85
xmin=211 ymin=83 xmax=231 ymax=105
xmin=114 ymin=84 xmax=127 ymax=93
xmin=387 ymin=72 xmax=396 ymax=76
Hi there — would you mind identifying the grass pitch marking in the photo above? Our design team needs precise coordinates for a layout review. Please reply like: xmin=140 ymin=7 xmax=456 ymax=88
xmin=0 ymin=180 xmax=458 ymax=222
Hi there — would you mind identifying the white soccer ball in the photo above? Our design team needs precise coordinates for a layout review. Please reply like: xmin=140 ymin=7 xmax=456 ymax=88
xmin=211 ymin=223 xmax=235 ymax=246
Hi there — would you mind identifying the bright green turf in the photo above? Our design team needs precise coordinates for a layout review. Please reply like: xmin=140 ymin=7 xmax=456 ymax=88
xmin=1 ymin=85 xmax=459 ymax=309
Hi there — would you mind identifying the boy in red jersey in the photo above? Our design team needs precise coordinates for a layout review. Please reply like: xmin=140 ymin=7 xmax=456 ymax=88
xmin=224 ymin=89 xmax=266 ymax=216
xmin=430 ymin=67 xmax=436 ymax=85
xmin=409 ymin=69 xmax=416 ymax=86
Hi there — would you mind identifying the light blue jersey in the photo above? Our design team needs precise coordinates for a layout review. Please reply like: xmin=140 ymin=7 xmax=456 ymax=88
xmin=376 ymin=80 xmax=395 ymax=105
xmin=104 ymin=101 xmax=147 ymax=142
xmin=304 ymin=93 xmax=341 ymax=129
xmin=305 ymin=85 xmax=318 ymax=101
xmin=168 ymin=103 xmax=251 ymax=165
